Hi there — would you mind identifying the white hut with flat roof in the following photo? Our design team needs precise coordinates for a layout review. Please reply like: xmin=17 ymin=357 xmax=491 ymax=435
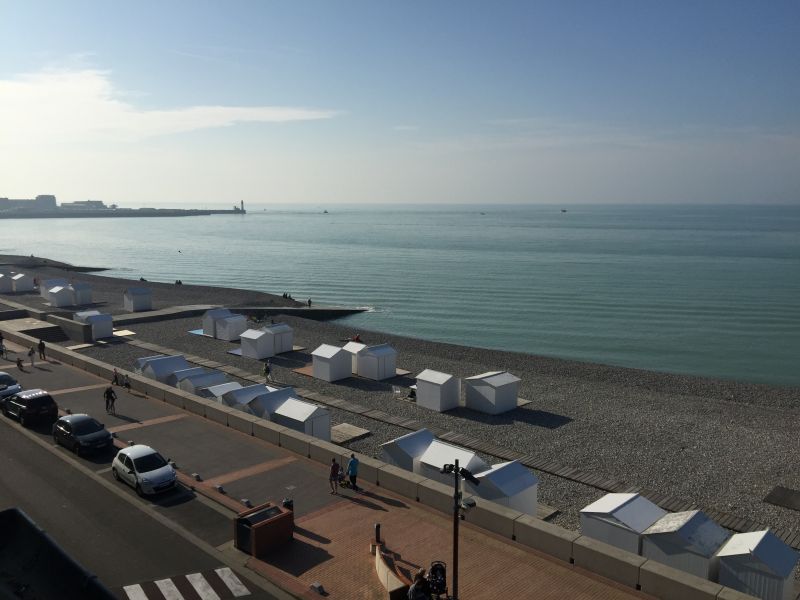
xmin=642 ymin=510 xmax=730 ymax=579
xmin=202 ymin=308 xmax=233 ymax=337
xmin=464 ymin=371 xmax=520 ymax=415
xmin=0 ymin=274 xmax=14 ymax=293
xmin=48 ymin=286 xmax=73 ymax=308
xmin=311 ymin=344 xmax=351 ymax=382
xmin=272 ymin=398 xmax=331 ymax=441
xmin=138 ymin=355 xmax=190 ymax=384
xmin=580 ymin=493 xmax=667 ymax=554
xmin=464 ymin=461 xmax=539 ymax=517
xmin=165 ymin=367 xmax=207 ymax=388
xmin=216 ymin=314 xmax=248 ymax=341
xmin=74 ymin=310 xmax=113 ymax=340
xmin=416 ymin=440 xmax=489 ymax=485
xmin=11 ymin=273 xmax=34 ymax=293
xmin=240 ymin=328 xmax=274 ymax=359
xmin=381 ymin=429 xmax=435 ymax=472
xmin=357 ymin=344 xmax=397 ymax=381
xmin=203 ymin=381 xmax=243 ymax=401
xmin=178 ymin=370 xmax=228 ymax=395
xmin=342 ymin=341 xmax=367 ymax=374
xmin=263 ymin=323 xmax=294 ymax=354
xmin=415 ymin=369 xmax=460 ymax=412
xmin=711 ymin=530 xmax=798 ymax=600
xmin=69 ymin=282 xmax=92 ymax=305
xmin=41 ymin=278 xmax=68 ymax=301
xmin=124 ymin=287 xmax=152 ymax=312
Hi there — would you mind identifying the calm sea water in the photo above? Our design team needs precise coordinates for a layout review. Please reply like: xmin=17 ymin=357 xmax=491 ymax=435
xmin=4 ymin=204 xmax=800 ymax=386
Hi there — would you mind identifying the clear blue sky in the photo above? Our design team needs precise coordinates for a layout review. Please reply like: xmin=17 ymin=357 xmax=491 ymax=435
xmin=1 ymin=1 xmax=798 ymax=204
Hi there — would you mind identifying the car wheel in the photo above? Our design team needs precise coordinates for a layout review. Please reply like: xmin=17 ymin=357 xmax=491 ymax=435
xmin=135 ymin=483 xmax=144 ymax=497
xmin=1 ymin=405 xmax=7 ymax=417
xmin=19 ymin=415 xmax=27 ymax=427
xmin=72 ymin=443 xmax=81 ymax=456
xmin=53 ymin=433 xmax=59 ymax=446
xmin=112 ymin=467 xmax=120 ymax=481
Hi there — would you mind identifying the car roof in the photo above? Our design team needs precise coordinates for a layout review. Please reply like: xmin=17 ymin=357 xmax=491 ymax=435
xmin=118 ymin=444 xmax=158 ymax=460
xmin=58 ymin=413 xmax=96 ymax=424
xmin=15 ymin=388 xmax=50 ymax=399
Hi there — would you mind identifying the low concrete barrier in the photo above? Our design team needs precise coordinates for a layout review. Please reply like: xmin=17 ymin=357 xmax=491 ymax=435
xmin=377 ymin=465 xmax=426 ymax=501
xmin=373 ymin=544 xmax=409 ymax=600
xmin=279 ymin=429 xmax=314 ymax=458
xmin=226 ymin=410 xmax=261 ymax=435
xmin=512 ymin=514 xmax=578 ymax=563
xmin=205 ymin=403 xmax=237 ymax=426
xmin=416 ymin=479 xmax=456 ymax=514
xmin=639 ymin=560 xmax=724 ymax=600
xmin=45 ymin=314 xmax=92 ymax=343
xmin=309 ymin=440 xmax=347 ymax=466
xmin=253 ymin=421 xmax=286 ymax=445
xmin=572 ymin=536 xmax=645 ymax=589
xmin=465 ymin=499 xmax=523 ymax=539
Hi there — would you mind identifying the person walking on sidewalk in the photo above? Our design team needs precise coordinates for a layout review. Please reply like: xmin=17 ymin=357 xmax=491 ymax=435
xmin=104 ymin=386 xmax=117 ymax=414
xmin=27 ymin=346 xmax=35 ymax=368
xmin=346 ymin=453 xmax=360 ymax=492
xmin=329 ymin=458 xmax=340 ymax=495
xmin=263 ymin=359 xmax=272 ymax=383
xmin=37 ymin=339 xmax=46 ymax=360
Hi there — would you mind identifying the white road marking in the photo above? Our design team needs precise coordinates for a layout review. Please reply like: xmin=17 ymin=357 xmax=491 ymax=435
xmin=123 ymin=584 xmax=149 ymax=600
xmin=155 ymin=578 xmax=185 ymax=600
xmin=214 ymin=567 xmax=250 ymax=597
xmin=95 ymin=466 xmax=112 ymax=474
xmin=186 ymin=573 xmax=221 ymax=600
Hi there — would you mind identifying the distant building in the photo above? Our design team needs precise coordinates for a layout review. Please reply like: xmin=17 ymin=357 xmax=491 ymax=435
xmin=61 ymin=200 xmax=108 ymax=209
xmin=0 ymin=195 xmax=58 ymax=211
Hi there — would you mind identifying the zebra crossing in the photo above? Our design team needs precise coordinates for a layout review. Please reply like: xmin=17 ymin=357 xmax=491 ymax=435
xmin=122 ymin=566 xmax=250 ymax=599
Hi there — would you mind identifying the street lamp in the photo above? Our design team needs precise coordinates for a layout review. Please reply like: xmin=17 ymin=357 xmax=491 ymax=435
xmin=441 ymin=458 xmax=479 ymax=600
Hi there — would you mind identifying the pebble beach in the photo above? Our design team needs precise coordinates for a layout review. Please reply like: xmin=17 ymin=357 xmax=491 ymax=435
xmin=3 ymin=260 xmax=799 ymax=540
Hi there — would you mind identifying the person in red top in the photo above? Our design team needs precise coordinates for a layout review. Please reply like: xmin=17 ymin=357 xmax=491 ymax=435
xmin=329 ymin=458 xmax=340 ymax=495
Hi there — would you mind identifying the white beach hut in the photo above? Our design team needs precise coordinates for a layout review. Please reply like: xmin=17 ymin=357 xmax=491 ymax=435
xmin=123 ymin=287 xmax=152 ymax=312
xmin=580 ymin=493 xmax=667 ymax=554
xmin=202 ymin=308 xmax=233 ymax=337
xmin=240 ymin=328 xmax=274 ymax=359
xmin=357 ymin=344 xmax=397 ymax=381
xmin=165 ymin=366 xmax=207 ymax=388
xmin=416 ymin=440 xmax=489 ymax=485
xmin=40 ymin=278 xmax=69 ymax=301
xmin=464 ymin=371 xmax=520 ymax=415
xmin=342 ymin=341 xmax=368 ymax=374
xmin=263 ymin=323 xmax=294 ymax=355
xmin=464 ymin=461 xmax=539 ymax=517
xmin=203 ymin=381 xmax=243 ymax=401
xmin=380 ymin=429 xmax=435 ymax=472
xmin=311 ymin=344 xmax=351 ymax=382
xmin=74 ymin=310 xmax=113 ymax=340
xmin=711 ymin=530 xmax=798 ymax=600
xmin=415 ymin=369 xmax=460 ymax=412
xmin=271 ymin=399 xmax=331 ymax=441
xmin=178 ymin=370 xmax=228 ymax=396
xmin=641 ymin=510 xmax=730 ymax=579
xmin=69 ymin=282 xmax=92 ymax=305
xmin=11 ymin=273 xmax=34 ymax=293
xmin=221 ymin=384 xmax=273 ymax=413
xmin=138 ymin=355 xmax=191 ymax=384
xmin=216 ymin=314 xmax=248 ymax=341
xmin=48 ymin=286 xmax=74 ymax=308
xmin=246 ymin=387 xmax=296 ymax=418
xmin=0 ymin=274 xmax=13 ymax=293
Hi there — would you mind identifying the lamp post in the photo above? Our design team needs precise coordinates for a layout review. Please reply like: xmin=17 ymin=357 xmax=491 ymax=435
xmin=441 ymin=458 xmax=479 ymax=600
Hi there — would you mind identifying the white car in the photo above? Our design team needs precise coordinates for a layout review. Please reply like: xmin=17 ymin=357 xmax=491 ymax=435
xmin=111 ymin=444 xmax=177 ymax=496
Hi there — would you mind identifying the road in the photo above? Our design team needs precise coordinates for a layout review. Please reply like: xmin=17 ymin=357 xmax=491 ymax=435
xmin=0 ymin=415 xmax=279 ymax=599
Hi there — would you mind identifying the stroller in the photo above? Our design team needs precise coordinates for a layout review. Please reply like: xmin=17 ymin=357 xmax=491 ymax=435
xmin=336 ymin=466 xmax=353 ymax=490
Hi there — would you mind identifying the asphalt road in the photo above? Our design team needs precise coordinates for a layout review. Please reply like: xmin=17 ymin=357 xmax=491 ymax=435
xmin=0 ymin=415 xmax=278 ymax=599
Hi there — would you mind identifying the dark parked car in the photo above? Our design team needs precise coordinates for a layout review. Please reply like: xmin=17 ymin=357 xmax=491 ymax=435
xmin=1 ymin=389 xmax=58 ymax=427
xmin=53 ymin=414 xmax=113 ymax=455
xmin=0 ymin=371 xmax=22 ymax=399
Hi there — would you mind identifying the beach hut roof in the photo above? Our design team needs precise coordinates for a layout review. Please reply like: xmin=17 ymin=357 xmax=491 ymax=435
xmin=204 ymin=307 xmax=232 ymax=319
xmin=205 ymin=382 xmax=242 ymax=397
xmin=474 ymin=461 xmax=539 ymax=497
xmin=312 ymin=344 xmax=345 ymax=359
xmin=364 ymin=344 xmax=396 ymax=357
xmin=11 ymin=273 xmax=27 ymax=281
xmin=240 ymin=328 xmax=267 ymax=341
xmin=416 ymin=369 xmax=454 ymax=385
xmin=419 ymin=440 xmax=487 ymax=472
xmin=274 ymin=398 xmax=326 ymax=421
xmin=342 ymin=341 xmax=368 ymax=354
xmin=136 ymin=354 xmax=166 ymax=370
xmin=223 ymin=384 xmax=273 ymax=406
xmin=70 ymin=282 xmax=91 ymax=290
xmin=264 ymin=323 xmax=292 ymax=334
xmin=384 ymin=429 xmax=435 ymax=458
xmin=43 ymin=278 xmax=68 ymax=286
xmin=581 ymin=493 xmax=666 ymax=533
xmin=49 ymin=286 xmax=68 ymax=293
xmin=466 ymin=371 xmax=520 ymax=387
xmin=644 ymin=511 xmax=730 ymax=557
xmin=125 ymin=287 xmax=150 ymax=296
xmin=716 ymin=530 xmax=798 ymax=578
xmin=75 ymin=309 xmax=101 ymax=320
xmin=169 ymin=367 xmax=206 ymax=383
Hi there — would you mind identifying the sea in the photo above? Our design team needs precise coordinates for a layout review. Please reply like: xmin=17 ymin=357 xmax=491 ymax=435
xmin=5 ymin=204 xmax=800 ymax=386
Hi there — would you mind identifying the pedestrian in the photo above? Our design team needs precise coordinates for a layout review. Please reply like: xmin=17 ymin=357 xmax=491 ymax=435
xmin=104 ymin=386 xmax=117 ymax=414
xmin=329 ymin=458 xmax=340 ymax=495
xmin=408 ymin=569 xmax=430 ymax=600
xmin=112 ymin=368 xmax=120 ymax=385
xmin=16 ymin=357 xmax=24 ymax=371
xmin=263 ymin=360 xmax=272 ymax=383
xmin=307 ymin=298 xmax=312 ymax=307
xmin=28 ymin=346 xmax=35 ymax=368
xmin=122 ymin=374 xmax=131 ymax=391
xmin=38 ymin=339 xmax=46 ymax=360
xmin=346 ymin=453 xmax=360 ymax=492
xmin=0 ymin=338 xmax=6 ymax=360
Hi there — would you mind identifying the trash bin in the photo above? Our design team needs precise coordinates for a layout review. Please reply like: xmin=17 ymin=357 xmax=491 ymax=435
xmin=234 ymin=502 xmax=294 ymax=558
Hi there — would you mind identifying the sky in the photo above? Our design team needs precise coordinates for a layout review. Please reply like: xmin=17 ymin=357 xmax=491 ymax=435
xmin=1 ymin=1 xmax=799 ymax=205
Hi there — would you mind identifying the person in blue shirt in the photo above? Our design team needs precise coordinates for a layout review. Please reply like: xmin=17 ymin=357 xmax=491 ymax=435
xmin=346 ymin=453 xmax=360 ymax=492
